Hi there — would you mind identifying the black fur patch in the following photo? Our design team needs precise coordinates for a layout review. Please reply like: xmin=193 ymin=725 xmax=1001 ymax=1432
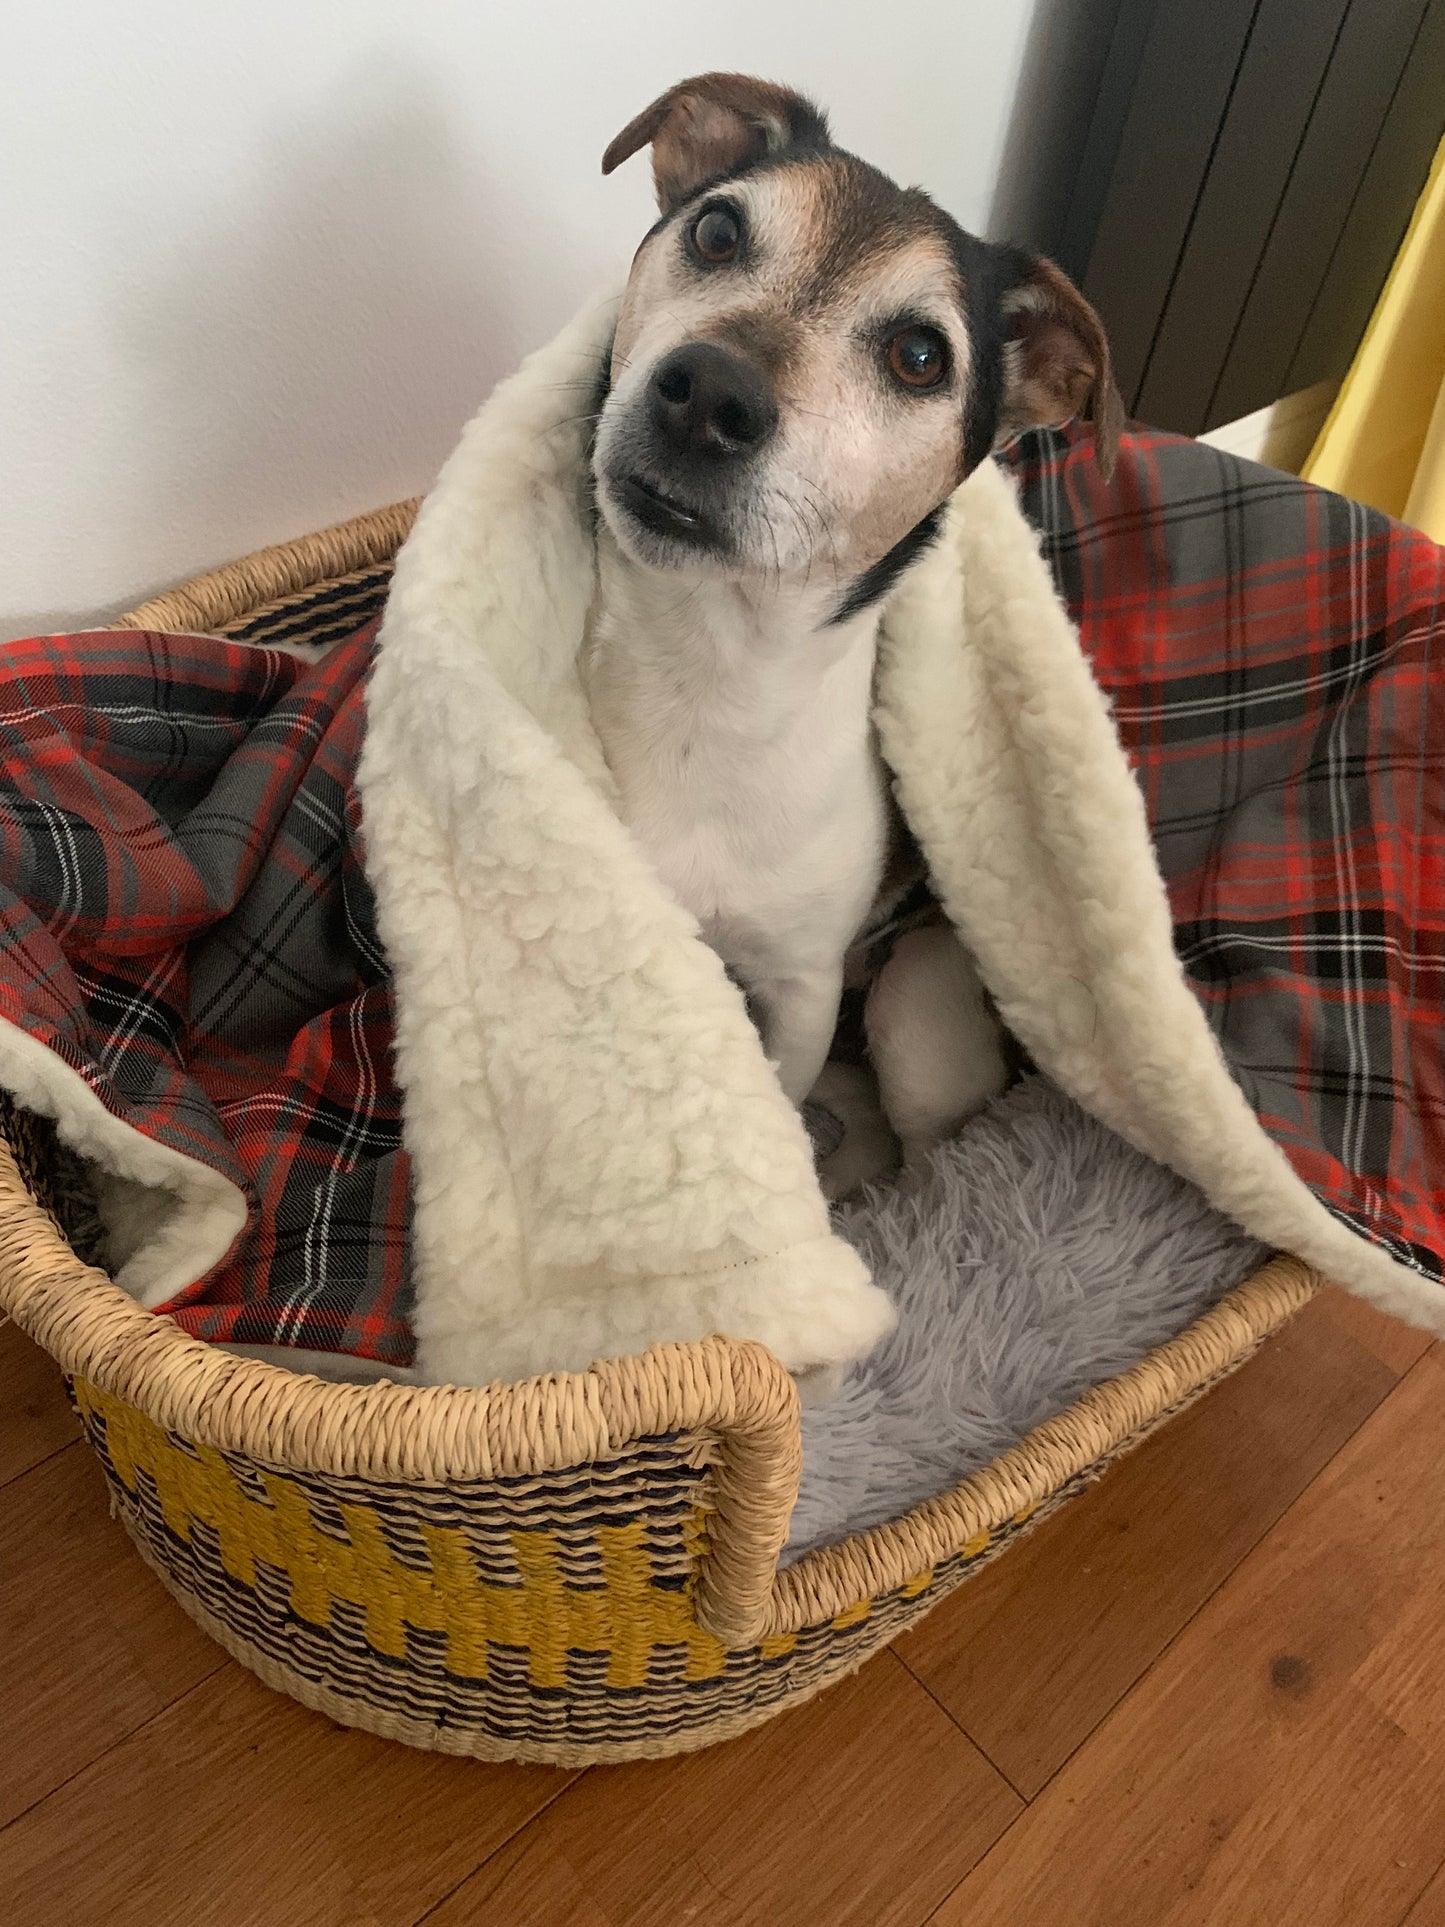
xmin=827 ymin=506 xmax=944 ymax=626
xmin=944 ymin=231 xmax=1032 ymax=476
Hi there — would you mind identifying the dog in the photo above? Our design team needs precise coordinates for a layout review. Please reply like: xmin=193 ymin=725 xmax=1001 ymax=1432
xmin=585 ymin=73 xmax=1121 ymax=1179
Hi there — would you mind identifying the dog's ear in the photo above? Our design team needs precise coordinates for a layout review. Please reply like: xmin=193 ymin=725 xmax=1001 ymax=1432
xmin=602 ymin=73 xmax=830 ymax=211
xmin=997 ymin=255 xmax=1124 ymax=480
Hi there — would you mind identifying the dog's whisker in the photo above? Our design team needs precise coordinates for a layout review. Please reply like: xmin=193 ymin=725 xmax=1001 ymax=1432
xmin=783 ymin=480 xmax=842 ymax=586
xmin=783 ymin=486 xmax=839 ymax=595
xmin=777 ymin=397 xmax=838 ymax=425
xmin=792 ymin=469 xmax=846 ymax=522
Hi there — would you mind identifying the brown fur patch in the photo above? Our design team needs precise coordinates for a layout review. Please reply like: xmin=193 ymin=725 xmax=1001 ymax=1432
xmin=1000 ymin=257 xmax=1123 ymax=478
xmin=787 ymin=156 xmax=950 ymax=315
xmin=602 ymin=74 xmax=828 ymax=211
xmin=708 ymin=307 xmax=805 ymax=386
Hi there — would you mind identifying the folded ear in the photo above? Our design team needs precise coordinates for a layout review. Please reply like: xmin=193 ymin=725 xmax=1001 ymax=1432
xmin=602 ymin=72 xmax=830 ymax=212
xmin=997 ymin=255 xmax=1124 ymax=480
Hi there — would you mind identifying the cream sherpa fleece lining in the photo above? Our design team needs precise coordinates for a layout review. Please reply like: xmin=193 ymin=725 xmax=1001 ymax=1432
xmin=875 ymin=444 xmax=1442 ymax=1334
xmin=356 ymin=291 xmax=893 ymax=1389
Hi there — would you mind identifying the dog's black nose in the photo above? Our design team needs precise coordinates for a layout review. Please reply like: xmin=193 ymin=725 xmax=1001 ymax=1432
xmin=649 ymin=343 xmax=777 ymax=458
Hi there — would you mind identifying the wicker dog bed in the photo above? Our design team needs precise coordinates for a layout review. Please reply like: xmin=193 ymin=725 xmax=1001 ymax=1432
xmin=0 ymin=504 xmax=1320 ymax=1764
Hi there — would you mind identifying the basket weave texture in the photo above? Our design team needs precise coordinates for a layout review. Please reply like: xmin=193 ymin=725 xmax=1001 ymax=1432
xmin=0 ymin=504 xmax=1320 ymax=1762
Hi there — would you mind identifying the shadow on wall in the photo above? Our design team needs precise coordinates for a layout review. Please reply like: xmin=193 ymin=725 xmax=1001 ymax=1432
xmin=988 ymin=0 xmax=1122 ymax=258
xmin=11 ymin=60 xmax=613 ymax=637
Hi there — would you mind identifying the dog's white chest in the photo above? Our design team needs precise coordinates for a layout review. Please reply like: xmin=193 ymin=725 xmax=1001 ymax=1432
xmin=585 ymin=550 xmax=889 ymax=984
xmin=609 ymin=706 xmax=885 ymax=969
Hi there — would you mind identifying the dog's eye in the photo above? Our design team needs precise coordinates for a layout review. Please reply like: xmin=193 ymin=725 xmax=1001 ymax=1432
xmin=690 ymin=206 xmax=742 ymax=264
xmin=886 ymin=327 xmax=949 ymax=390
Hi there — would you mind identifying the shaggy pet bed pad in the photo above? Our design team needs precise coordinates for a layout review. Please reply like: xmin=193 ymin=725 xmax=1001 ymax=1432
xmin=788 ymin=1075 xmax=1264 ymax=1558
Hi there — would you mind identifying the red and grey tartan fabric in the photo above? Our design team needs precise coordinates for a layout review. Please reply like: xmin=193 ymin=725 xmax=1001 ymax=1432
xmin=0 ymin=424 xmax=1441 ymax=1363
xmin=1013 ymin=428 xmax=1444 ymax=1288
xmin=0 ymin=619 xmax=414 ymax=1359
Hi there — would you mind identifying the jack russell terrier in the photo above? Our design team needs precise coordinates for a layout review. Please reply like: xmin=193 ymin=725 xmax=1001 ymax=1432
xmin=585 ymin=73 xmax=1121 ymax=1185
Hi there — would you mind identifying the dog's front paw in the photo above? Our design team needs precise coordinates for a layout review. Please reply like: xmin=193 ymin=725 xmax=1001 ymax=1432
xmin=806 ymin=1061 xmax=901 ymax=1201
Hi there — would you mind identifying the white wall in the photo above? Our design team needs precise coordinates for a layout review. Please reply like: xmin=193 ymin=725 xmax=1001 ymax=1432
xmin=1 ymin=1 xmax=1054 ymax=636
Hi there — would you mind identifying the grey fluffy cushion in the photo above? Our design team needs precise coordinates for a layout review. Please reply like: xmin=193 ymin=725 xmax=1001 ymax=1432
xmin=786 ymin=1076 xmax=1266 ymax=1561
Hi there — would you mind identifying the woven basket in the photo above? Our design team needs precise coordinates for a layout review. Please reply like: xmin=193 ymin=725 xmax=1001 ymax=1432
xmin=0 ymin=504 xmax=1322 ymax=1764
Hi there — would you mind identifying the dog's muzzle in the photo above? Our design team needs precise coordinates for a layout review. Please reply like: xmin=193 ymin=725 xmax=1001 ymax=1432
xmin=599 ymin=340 xmax=778 ymax=559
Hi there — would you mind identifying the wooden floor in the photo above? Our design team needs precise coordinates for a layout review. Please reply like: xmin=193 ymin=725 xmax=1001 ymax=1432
xmin=4 ymin=1288 xmax=1444 ymax=1927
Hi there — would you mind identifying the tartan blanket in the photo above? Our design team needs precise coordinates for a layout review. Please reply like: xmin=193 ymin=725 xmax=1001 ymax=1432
xmin=1016 ymin=429 xmax=1444 ymax=1289
xmin=0 ymin=422 xmax=1441 ymax=1366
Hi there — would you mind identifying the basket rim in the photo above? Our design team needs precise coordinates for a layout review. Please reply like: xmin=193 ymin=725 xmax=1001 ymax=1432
xmin=112 ymin=498 xmax=419 ymax=637
xmin=762 ymin=1249 xmax=1315 ymax=1633
xmin=0 ymin=1117 xmax=1318 ymax=1642
xmin=0 ymin=499 xmax=1321 ymax=1651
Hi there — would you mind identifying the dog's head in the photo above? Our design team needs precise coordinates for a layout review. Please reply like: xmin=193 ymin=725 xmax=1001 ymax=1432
xmin=592 ymin=73 xmax=1122 ymax=611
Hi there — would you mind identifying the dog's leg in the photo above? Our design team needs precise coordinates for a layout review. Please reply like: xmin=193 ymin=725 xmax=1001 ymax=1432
xmin=866 ymin=923 xmax=1010 ymax=1161
xmin=752 ymin=964 xmax=845 ymax=1106
xmin=807 ymin=1061 xmax=901 ymax=1200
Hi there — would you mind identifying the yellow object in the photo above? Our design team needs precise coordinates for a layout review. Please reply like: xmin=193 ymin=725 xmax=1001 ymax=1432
xmin=73 ymin=1378 xmax=737 ymax=1688
xmin=1303 ymin=133 xmax=1445 ymax=542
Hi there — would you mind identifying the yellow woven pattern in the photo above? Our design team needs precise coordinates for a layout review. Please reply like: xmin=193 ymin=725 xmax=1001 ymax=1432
xmin=75 ymin=1378 xmax=744 ymax=1689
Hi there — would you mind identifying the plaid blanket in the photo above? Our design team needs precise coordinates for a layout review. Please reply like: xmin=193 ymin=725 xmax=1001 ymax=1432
xmin=1 ymin=424 xmax=1440 ymax=1362
xmin=1015 ymin=430 xmax=1444 ymax=1288
xmin=0 ymin=619 xmax=413 ymax=1359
